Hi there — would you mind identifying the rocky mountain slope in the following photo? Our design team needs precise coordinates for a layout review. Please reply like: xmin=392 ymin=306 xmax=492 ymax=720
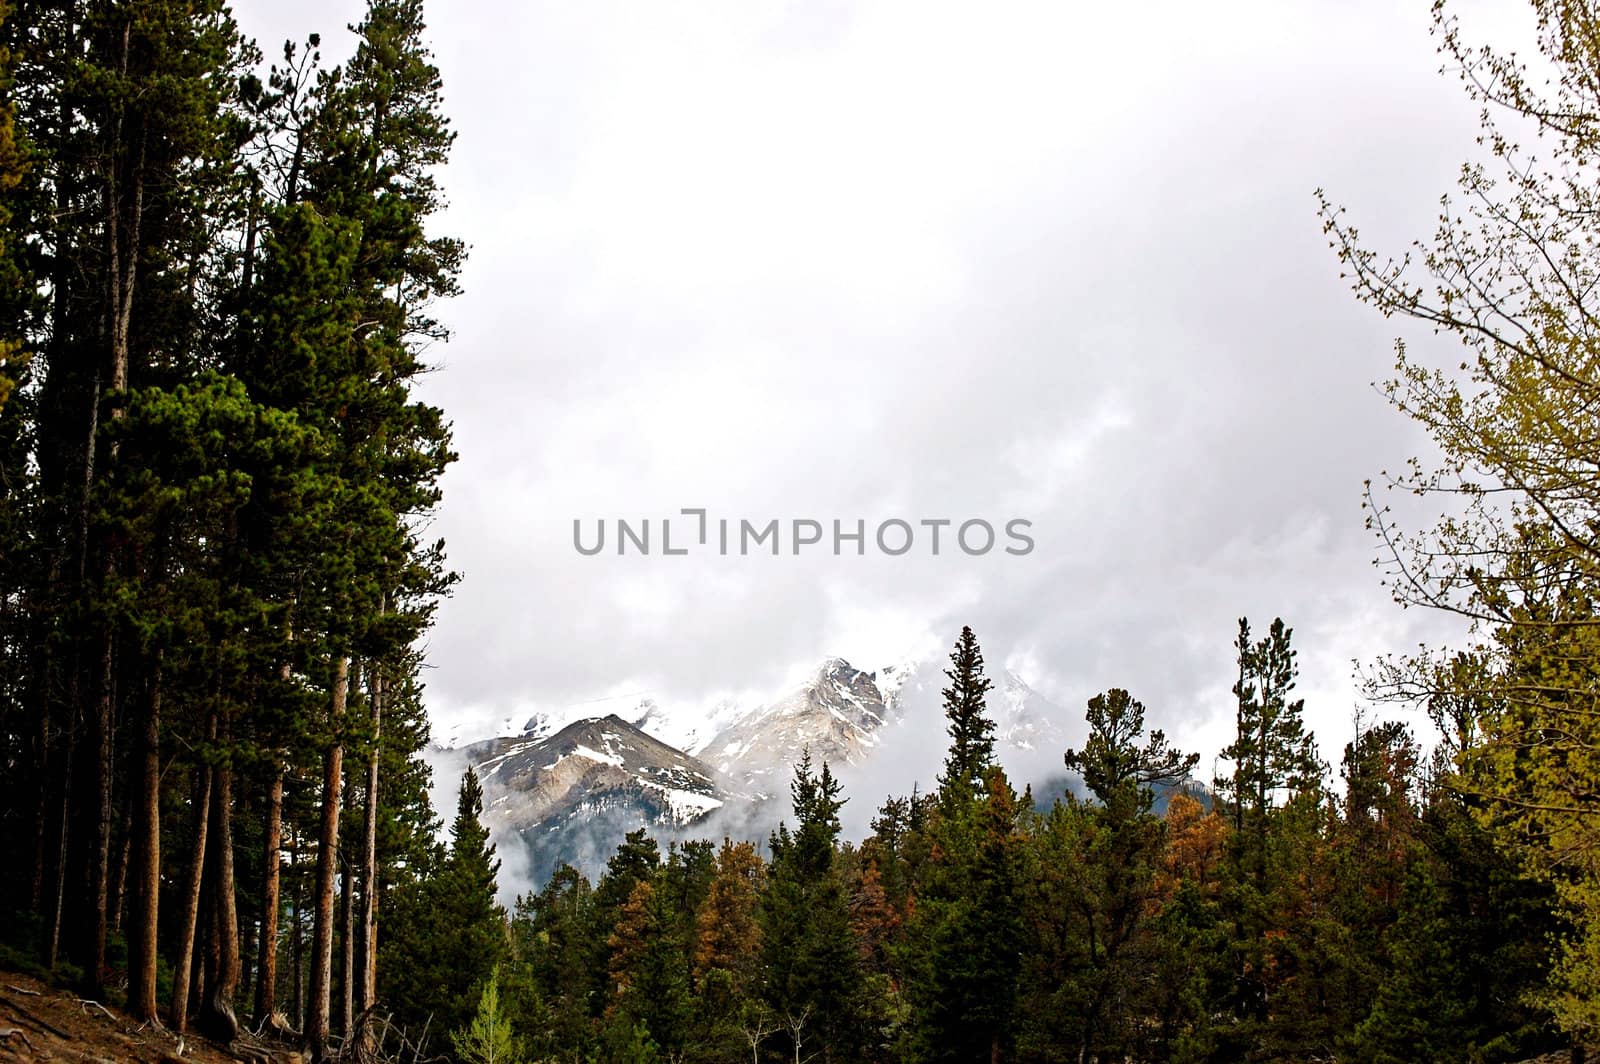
xmin=697 ymin=658 xmax=892 ymax=799
xmin=459 ymin=654 xmax=1080 ymax=886
xmin=466 ymin=714 xmax=730 ymax=883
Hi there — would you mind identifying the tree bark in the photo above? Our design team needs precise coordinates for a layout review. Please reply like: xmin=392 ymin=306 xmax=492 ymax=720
xmin=169 ymin=754 xmax=214 ymax=1033
xmin=85 ymin=20 xmax=145 ymax=994
xmin=292 ymin=826 xmax=304 ymax=1031
xmin=255 ymin=768 xmax=284 ymax=1024
xmin=255 ymin=639 xmax=293 ymax=1025
xmin=306 ymin=656 xmax=349 ymax=1062
xmin=29 ymin=665 xmax=53 ymax=912
xmin=338 ymin=754 xmax=355 ymax=1039
xmin=356 ymin=663 xmax=382 ymax=1049
xmin=43 ymin=680 xmax=76 ymax=970
xmin=87 ymin=581 xmax=115 ymax=997
xmin=108 ymin=789 xmax=131 ymax=934
xmin=126 ymin=657 xmax=162 ymax=1021
xmin=199 ymin=746 xmax=240 ymax=1042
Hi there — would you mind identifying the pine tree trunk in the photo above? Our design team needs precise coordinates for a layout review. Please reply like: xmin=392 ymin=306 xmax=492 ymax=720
xmin=29 ymin=676 xmax=53 ymax=911
xmin=356 ymin=665 xmax=382 ymax=1048
xmin=255 ymin=768 xmax=284 ymax=1025
xmin=1233 ymin=648 xmax=1246 ymax=837
xmin=86 ymin=626 xmax=114 ymax=997
xmin=108 ymin=790 xmax=131 ymax=933
xmin=338 ymin=757 xmax=355 ymax=1040
xmin=169 ymin=756 xmax=214 ymax=1033
xmin=43 ymin=680 xmax=76 ymax=970
xmin=31 ymin=0 xmax=75 ymax=924
xmin=126 ymin=657 xmax=162 ymax=1021
xmin=292 ymin=828 xmax=304 ymax=1031
xmin=255 ymin=644 xmax=293 ymax=1026
xmin=1255 ymin=699 xmax=1268 ymax=890
xmin=85 ymin=21 xmax=146 ymax=991
xmin=200 ymin=748 xmax=240 ymax=1041
xmin=306 ymin=655 xmax=348 ymax=1062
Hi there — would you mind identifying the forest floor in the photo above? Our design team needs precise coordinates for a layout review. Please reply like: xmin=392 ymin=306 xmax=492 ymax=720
xmin=0 ymin=964 xmax=1586 ymax=1064
xmin=0 ymin=969 xmax=302 ymax=1063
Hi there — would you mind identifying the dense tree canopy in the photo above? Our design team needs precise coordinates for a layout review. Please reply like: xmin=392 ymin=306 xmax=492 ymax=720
xmin=1321 ymin=0 xmax=1600 ymax=1038
xmin=473 ymin=624 xmax=1575 ymax=1062
xmin=0 ymin=1 xmax=466 ymax=1060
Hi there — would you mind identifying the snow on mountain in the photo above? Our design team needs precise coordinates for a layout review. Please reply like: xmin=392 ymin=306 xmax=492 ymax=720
xmin=465 ymin=713 xmax=732 ymax=886
xmin=875 ymin=654 xmax=929 ymax=714
xmin=697 ymin=657 xmax=893 ymax=800
xmin=501 ymin=690 xmax=754 ymax=756
xmin=635 ymin=695 xmax=750 ymax=756
xmin=996 ymin=669 xmax=1068 ymax=752
xmin=469 ymin=713 xmax=724 ymax=827
xmin=456 ymin=653 xmax=1080 ymax=889
xmin=516 ymin=690 xmax=657 ymax=741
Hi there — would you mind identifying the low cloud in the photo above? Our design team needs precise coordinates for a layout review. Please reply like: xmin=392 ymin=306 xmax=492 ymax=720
xmin=236 ymin=0 xmax=1479 ymax=813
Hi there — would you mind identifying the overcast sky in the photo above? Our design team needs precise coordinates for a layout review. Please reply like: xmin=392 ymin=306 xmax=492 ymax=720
xmin=233 ymin=0 xmax=1527 ymax=777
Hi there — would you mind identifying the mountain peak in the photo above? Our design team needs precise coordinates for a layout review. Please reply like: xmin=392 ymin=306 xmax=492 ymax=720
xmin=467 ymin=652 xmax=1071 ymax=888
xmin=464 ymin=711 xmax=727 ymax=884
xmin=699 ymin=656 xmax=891 ymax=799
xmin=816 ymin=656 xmax=855 ymax=677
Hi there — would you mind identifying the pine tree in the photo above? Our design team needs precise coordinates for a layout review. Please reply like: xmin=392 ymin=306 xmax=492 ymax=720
xmin=1350 ymin=786 xmax=1561 ymax=1063
xmin=1024 ymin=689 xmax=1200 ymax=1061
xmin=1190 ymin=621 xmax=1321 ymax=1057
xmin=384 ymin=767 xmax=504 ymax=1048
xmin=1064 ymin=687 xmax=1199 ymax=819
xmin=1216 ymin=618 xmax=1322 ymax=860
xmin=451 ymin=966 xmax=525 ymax=1064
xmin=10 ymin=0 xmax=253 ymax=1003
xmin=693 ymin=839 xmax=764 ymax=984
xmin=0 ymin=0 xmax=461 ymax=1046
xmin=1161 ymin=791 xmax=1228 ymax=891
xmin=848 ymin=858 xmax=898 ymax=973
xmin=504 ymin=863 xmax=596 ymax=1060
xmin=937 ymin=626 xmax=996 ymax=807
xmin=689 ymin=839 xmax=765 ymax=1063
xmin=439 ymin=768 xmax=506 ymax=1033
xmin=906 ymin=765 xmax=1024 ymax=1064
xmin=762 ymin=752 xmax=866 ymax=1062
xmin=606 ymin=878 xmax=691 ymax=1055
xmin=596 ymin=1015 xmax=662 ymax=1064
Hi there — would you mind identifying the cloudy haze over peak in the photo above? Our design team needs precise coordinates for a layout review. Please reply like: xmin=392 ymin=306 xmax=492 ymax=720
xmin=235 ymin=0 xmax=1506 ymax=777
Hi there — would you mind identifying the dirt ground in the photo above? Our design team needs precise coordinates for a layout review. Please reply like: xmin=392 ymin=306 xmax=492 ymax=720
xmin=0 ymin=969 xmax=302 ymax=1064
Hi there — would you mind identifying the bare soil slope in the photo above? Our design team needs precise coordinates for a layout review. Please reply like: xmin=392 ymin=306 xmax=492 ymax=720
xmin=0 ymin=969 xmax=300 ymax=1064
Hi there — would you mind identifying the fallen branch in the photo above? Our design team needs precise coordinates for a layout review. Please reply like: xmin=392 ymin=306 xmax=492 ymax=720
xmin=230 ymin=1040 xmax=277 ymax=1064
xmin=3 ymin=985 xmax=40 ymax=997
xmin=0 ymin=994 xmax=73 ymax=1040
xmin=0 ymin=1027 xmax=37 ymax=1052
xmin=78 ymin=998 xmax=116 ymax=1020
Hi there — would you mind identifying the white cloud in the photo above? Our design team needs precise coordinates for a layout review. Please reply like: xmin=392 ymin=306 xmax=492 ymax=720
xmin=232 ymin=0 xmax=1493 ymax=779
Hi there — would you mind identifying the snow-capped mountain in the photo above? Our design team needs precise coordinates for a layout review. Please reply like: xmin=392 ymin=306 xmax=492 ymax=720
xmin=876 ymin=655 xmax=931 ymax=715
xmin=634 ymin=696 xmax=749 ymax=756
xmin=697 ymin=657 xmax=895 ymax=799
xmin=465 ymin=714 xmax=729 ymax=883
xmin=996 ymin=669 xmax=1068 ymax=752
xmin=470 ymin=713 xmax=725 ymax=826
xmin=457 ymin=653 xmax=1081 ymax=886
xmin=515 ymin=691 xmax=656 ymax=742
xmin=503 ymin=691 xmax=751 ymax=756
